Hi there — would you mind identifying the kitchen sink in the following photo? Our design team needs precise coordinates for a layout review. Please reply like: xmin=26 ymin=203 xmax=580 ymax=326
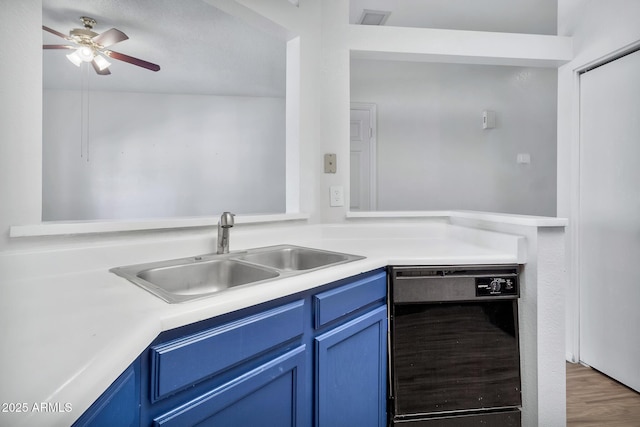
xmin=110 ymin=245 xmax=364 ymax=303
xmin=111 ymin=257 xmax=280 ymax=304
xmin=235 ymin=246 xmax=352 ymax=271
xmin=139 ymin=259 xmax=279 ymax=296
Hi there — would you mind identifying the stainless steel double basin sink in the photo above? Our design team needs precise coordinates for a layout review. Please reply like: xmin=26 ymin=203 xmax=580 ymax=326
xmin=110 ymin=245 xmax=365 ymax=303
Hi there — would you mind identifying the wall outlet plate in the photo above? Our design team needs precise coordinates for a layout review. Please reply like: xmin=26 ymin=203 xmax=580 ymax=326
xmin=330 ymin=186 xmax=344 ymax=207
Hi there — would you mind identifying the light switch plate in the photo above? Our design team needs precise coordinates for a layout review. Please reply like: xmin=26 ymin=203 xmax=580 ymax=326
xmin=330 ymin=186 xmax=344 ymax=207
xmin=324 ymin=154 xmax=337 ymax=173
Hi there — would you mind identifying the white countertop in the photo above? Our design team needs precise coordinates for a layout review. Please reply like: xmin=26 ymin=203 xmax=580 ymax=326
xmin=0 ymin=221 xmax=526 ymax=427
xmin=347 ymin=210 xmax=569 ymax=227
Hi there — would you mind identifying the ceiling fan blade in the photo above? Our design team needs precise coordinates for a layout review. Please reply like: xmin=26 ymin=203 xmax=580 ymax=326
xmin=42 ymin=25 xmax=71 ymax=41
xmin=43 ymin=44 xmax=75 ymax=50
xmin=102 ymin=49 xmax=160 ymax=72
xmin=92 ymin=59 xmax=111 ymax=75
xmin=92 ymin=28 xmax=129 ymax=48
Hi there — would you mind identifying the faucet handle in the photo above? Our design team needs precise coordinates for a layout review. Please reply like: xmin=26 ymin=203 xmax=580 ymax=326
xmin=219 ymin=211 xmax=235 ymax=227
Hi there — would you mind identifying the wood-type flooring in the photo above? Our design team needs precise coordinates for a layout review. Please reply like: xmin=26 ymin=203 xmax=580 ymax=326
xmin=566 ymin=362 xmax=640 ymax=426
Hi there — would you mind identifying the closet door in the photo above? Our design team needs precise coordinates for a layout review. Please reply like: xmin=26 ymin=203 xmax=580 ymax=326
xmin=579 ymin=49 xmax=640 ymax=392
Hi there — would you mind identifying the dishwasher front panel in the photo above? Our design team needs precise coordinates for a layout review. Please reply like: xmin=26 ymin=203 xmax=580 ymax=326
xmin=392 ymin=301 xmax=521 ymax=416
xmin=389 ymin=265 xmax=521 ymax=426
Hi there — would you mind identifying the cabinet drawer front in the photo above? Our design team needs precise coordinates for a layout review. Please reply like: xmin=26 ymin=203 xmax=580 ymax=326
xmin=313 ymin=270 xmax=386 ymax=328
xmin=153 ymin=345 xmax=307 ymax=427
xmin=150 ymin=300 xmax=304 ymax=402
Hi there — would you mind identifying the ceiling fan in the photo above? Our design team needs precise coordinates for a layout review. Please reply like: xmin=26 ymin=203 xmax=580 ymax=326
xmin=43 ymin=16 xmax=160 ymax=75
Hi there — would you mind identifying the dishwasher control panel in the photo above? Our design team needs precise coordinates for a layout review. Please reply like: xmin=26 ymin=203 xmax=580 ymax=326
xmin=476 ymin=276 xmax=518 ymax=297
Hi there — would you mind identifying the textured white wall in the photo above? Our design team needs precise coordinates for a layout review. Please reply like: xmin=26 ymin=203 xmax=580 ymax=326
xmin=0 ymin=0 xmax=42 ymax=249
xmin=43 ymin=90 xmax=285 ymax=220
xmin=351 ymin=59 xmax=557 ymax=216
xmin=0 ymin=0 xmax=323 ymax=251
xmin=319 ymin=0 xmax=568 ymax=224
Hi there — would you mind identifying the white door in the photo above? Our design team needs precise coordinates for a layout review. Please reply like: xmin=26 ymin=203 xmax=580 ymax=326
xmin=579 ymin=49 xmax=640 ymax=392
xmin=350 ymin=104 xmax=376 ymax=211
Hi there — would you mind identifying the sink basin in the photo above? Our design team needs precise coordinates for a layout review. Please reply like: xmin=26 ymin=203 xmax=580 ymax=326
xmin=110 ymin=245 xmax=364 ymax=303
xmin=236 ymin=246 xmax=352 ymax=271
xmin=139 ymin=259 xmax=279 ymax=295
xmin=111 ymin=257 xmax=279 ymax=303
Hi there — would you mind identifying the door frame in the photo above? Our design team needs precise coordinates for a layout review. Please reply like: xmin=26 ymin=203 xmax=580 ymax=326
xmin=350 ymin=102 xmax=378 ymax=211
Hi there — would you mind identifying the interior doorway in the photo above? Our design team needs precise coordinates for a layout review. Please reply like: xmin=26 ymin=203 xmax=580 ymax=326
xmin=350 ymin=103 xmax=377 ymax=211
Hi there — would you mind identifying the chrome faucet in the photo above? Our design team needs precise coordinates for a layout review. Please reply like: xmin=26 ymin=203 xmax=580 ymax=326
xmin=216 ymin=212 xmax=235 ymax=254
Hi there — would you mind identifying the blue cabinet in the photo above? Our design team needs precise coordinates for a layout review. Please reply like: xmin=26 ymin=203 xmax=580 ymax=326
xmin=153 ymin=346 xmax=307 ymax=427
xmin=313 ymin=270 xmax=387 ymax=427
xmin=313 ymin=269 xmax=387 ymax=328
xmin=72 ymin=363 xmax=140 ymax=427
xmin=76 ymin=269 xmax=387 ymax=427
xmin=315 ymin=305 xmax=387 ymax=427
xmin=148 ymin=300 xmax=305 ymax=402
xmin=142 ymin=300 xmax=307 ymax=426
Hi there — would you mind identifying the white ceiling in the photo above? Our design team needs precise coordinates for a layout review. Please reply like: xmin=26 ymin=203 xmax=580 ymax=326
xmin=42 ymin=0 xmax=287 ymax=96
xmin=350 ymin=0 xmax=557 ymax=35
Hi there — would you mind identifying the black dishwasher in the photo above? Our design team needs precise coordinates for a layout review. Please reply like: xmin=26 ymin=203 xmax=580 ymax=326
xmin=388 ymin=265 xmax=521 ymax=427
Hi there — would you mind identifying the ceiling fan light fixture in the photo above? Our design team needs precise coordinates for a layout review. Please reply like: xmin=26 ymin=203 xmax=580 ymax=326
xmin=44 ymin=18 xmax=160 ymax=74
xmin=66 ymin=50 xmax=83 ymax=67
xmin=77 ymin=46 xmax=95 ymax=62
xmin=66 ymin=46 xmax=95 ymax=67
xmin=93 ymin=54 xmax=111 ymax=71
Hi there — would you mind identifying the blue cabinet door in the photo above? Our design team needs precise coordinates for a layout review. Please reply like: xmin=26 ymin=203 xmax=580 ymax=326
xmin=153 ymin=345 xmax=308 ymax=427
xmin=315 ymin=305 xmax=387 ymax=427
xmin=72 ymin=363 xmax=140 ymax=427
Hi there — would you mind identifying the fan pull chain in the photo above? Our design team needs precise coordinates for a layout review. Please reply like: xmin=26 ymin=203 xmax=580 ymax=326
xmin=80 ymin=64 xmax=90 ymax=162
xmin=80 ymin=66 xmax=83 ymax=158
